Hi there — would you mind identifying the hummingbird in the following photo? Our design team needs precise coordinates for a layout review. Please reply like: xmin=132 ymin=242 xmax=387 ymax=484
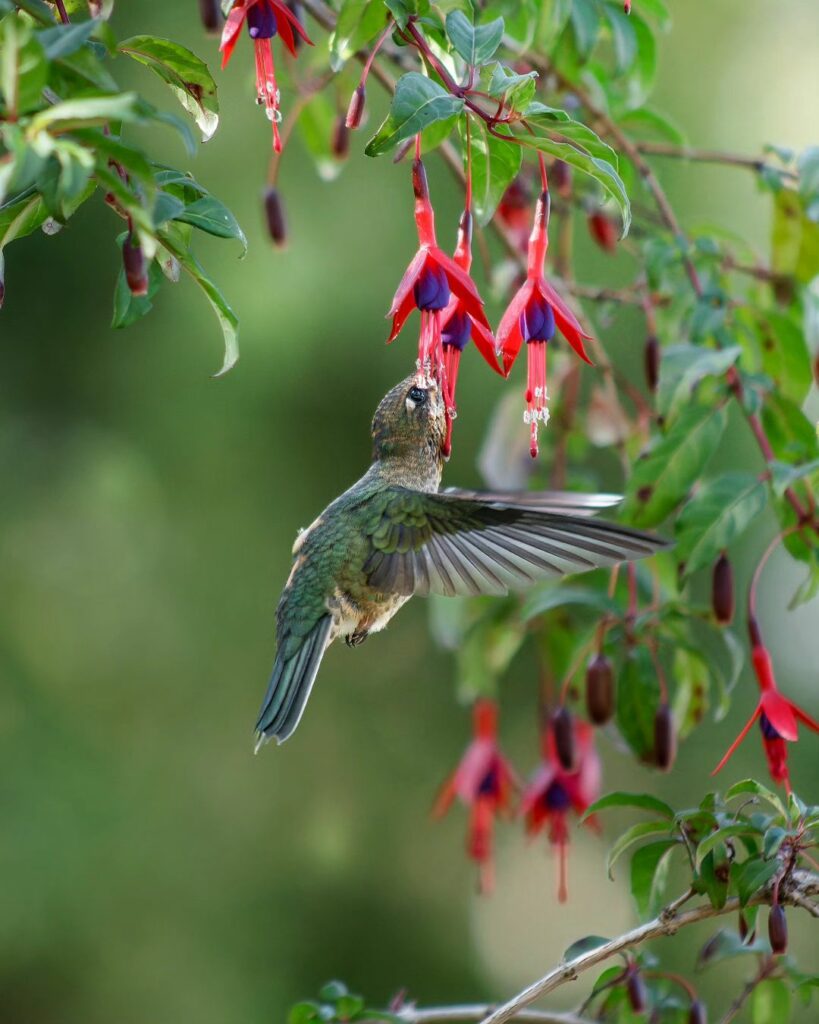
xmin=255 ymin=373 xmax=669 ymax=747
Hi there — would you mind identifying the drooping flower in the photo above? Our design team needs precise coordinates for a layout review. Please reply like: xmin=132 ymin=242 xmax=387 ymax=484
xmin=520 ymin=718 xmax=601 ymax=902
xmin=220 ymin=0 xmax=312 ymax=152
xmin=712 ymin=618 xmax=819 ymax=790
xmin=388 ymin=158 xmax=491 ymax=386
xmin=497 ymin=176 xmax=532 ymax=253
xmin=496 ymin=188 xmax=593 ymax=458
xmin=433 ymin=699 xmax=518 ymax=894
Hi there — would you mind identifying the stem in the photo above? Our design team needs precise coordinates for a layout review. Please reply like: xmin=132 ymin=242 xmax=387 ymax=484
xmin=359 ymin=17 xmax=394 ymax=86
xmin=748 ymin=528 xmax=794 ymax=622
xmin=634 ymin=141 xmax=798 ymax=182
xmin=398 ymin=1009 xmax=590 ymax=1024
xmin=717 ymin=959 xmax=775 ymax=1024
xmin=54 ymin=0 xmax=70 ymax=24
xmin=478 ymin=875 xmax=819 ymax=1024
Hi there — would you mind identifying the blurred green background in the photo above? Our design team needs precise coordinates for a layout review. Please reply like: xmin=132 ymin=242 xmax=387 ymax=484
xmin=1 ymin=1 xmax=818 ymax=1021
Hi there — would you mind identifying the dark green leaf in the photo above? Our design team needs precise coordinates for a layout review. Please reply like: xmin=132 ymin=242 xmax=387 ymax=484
xmin=762 ymin=826 xmax=788 ymax=860
xmin=582 ymin=791 xmax=674 ymax=821
xmin=676 ymin=473 xmax=767 ymax=578
xmin=606 ymin=820 xmax=672 ymax=879
xmin=520 ymin=583 xmax=619 ymax=622
xmin=175 ymin=195 xmax=246 ymax=253
xmin=37 ymin=20 xmax=95 ymax=59
xmin=563 ymin=935 xmax=610 ymax=960
xmin=630 ymin=839 xmax=676 ymax=918
xmin=30 ymin=92 xmax=140 ymax=131
xmin=445 ymin=11 xmax=504 ymax=65
xmin=697 ymin=848 xmax=729 ymax=909
xmin=725 ymin=779 xmax=788 ymax=819
xmin=119 ymin=35 xmax=219 ymax=141
xmin=111 ymin=257 xmax=164 ymax=329
xmin=695 ymin=824 xmax=761 ymax=870
xmin=621 ymin=404 xmax=727 ymax=527
xmin=330 ymin=0 xmax=387 ymax=71
xmin=603 ymin=6 xmax=637 ymax=74
xmin=319 ymin=981 xmax=348 ymax=1001
xmin=732 ymin=856 xmax=780 ymax=907
xmin=569 ymin=0 xmax=600 ymax=56
xmin=366 ymin=73 xmax=464 ymax=157
xmin=615 ymin=646 xmax=659 ymax=759
xmin=656 ymin=344 xmax=741 ymax=421
xmin=761 ymin=390 xmax=819 ymax=466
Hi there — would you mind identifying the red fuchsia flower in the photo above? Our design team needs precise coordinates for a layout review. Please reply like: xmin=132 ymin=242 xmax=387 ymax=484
xmin=520 ymin=718 xmax=601 ymax=903
xmin=497 ymin=177 xmax=532 ymax=253
xmin=496 ymin=187 xmax=593 ymax=458
xmin=432 ymin=699 xmax=519 ymax=894
xmin=387 ymin=157 xmax=492 ymax=440
xmin=220 ymin=0 xmax=312 ymax=152
xmin=712 ymin=618 xmax=819 ymax=790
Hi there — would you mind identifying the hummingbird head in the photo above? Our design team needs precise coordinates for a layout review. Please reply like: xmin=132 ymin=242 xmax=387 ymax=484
xmin=371 ymin=373 xmax=446 ymax=486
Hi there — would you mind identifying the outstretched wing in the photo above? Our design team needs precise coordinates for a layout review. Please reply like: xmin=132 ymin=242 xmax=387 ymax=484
xmin=440 ymin=487 xmax=622 ymax=515
xmin=362 ymin=488 xmax=669 ymax=598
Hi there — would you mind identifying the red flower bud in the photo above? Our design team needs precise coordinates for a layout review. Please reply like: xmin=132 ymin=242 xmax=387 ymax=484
xmin=644 ymin=335 xmax=659 ymax=392
xmin=122 ymin=233 xmax=148 ymax=296
xmin=768 ymin=903 xmax=787 ymax=955
xmin=738 ymin=910 xmax=750 ymax=943
xmin=688 ymin=1001 xmax=706 ymax=1024
xmin=551 ymin=159 xmax=571 ymax=198
xmin=654 ymin=704 xmax=676 ymax=771
xmin=332 ymin=114 xmax=350 ymax=160
xmin=712 ymin=553 xmax=734 ymax=625
xmin=588 ymin=210 xmax=618 ymax=253
xmin=198 ymin=0 xmax=221 ymax=33
xmin=585 ymin=653 xmax=615 ymax=725
xmin=263 ymin=187 xmax=287 ymax=248
xmin=626 ymin=969 xmax=647 ymax=1014
xmin=551 ymin=706 xmax=575 ymax=771
xmin=624 ymin=0 xmax=632 ymax=12
xmin=346 ymin=84 xmax=366 ymax=129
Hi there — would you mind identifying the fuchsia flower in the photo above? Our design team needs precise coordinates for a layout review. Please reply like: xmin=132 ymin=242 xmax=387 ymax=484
xmin=388 ymin=157 xmax=493 ymax=453
xmin=712 ymin=618 xmax=819 ymax=790
xmin=433 ymin=700 xmax=519 ymax=894
xmin=521 ymin=719 xmax=601 ymax=902
xmin=220 ymin=0 xmax=312 ymax=152
xmin=496 ymin=188 xmax=593 ymax=458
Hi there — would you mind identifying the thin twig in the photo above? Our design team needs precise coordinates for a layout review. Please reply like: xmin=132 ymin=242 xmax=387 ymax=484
xmin=634 ymin=142 xmax=798 ymax=182
xmin=478 ymin=876 xmax=818 ymax=1024
xmin=397 ymin=1007 xmax=590 ymax=1024
xmin=716 ymin=960 xmax=775 ymax=1024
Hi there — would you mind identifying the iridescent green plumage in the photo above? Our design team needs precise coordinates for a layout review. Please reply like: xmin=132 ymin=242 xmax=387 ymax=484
xmin=255 ymin=374 xmax=669 ymax=747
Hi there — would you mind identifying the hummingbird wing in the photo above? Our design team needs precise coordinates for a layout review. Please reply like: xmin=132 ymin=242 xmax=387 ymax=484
xmin=439 ymin=488 xmax=622 ymax=515
xmin=362 ymin=487 xmax=670 ymax=597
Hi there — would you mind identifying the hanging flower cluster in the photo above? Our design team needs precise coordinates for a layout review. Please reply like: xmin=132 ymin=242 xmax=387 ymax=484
xmin=434 ymin=700 xmax=601 ymax=898
xmin=220 ymin=0 xmax=312 ymax=152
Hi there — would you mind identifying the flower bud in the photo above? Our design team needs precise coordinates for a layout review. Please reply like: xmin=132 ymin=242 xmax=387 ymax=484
xmin=263 ymin=186 xmax=287 ymax=247
xmin=0 ymin=261 xmax=5 ymax=310
xmin=551 ymin=706 xmax=575 ymax=771
xmin=332 ymin=115 xmax=350 ymax=160
xmin=551 ymin=159 xmax=572 ymax=198
xmin=626 ymin=969 xmax=647 ymax=1014
xmin=688 ymin=1001 xmax=706 ymax=1024
xmin=198 ymin=0 xmax=221 ymax=33
xmin=588 ymin=210 xmax=618 ymax=253
xmin=768 ymin=903 xmax=787 ymax=955
xmin=644 ymin=335 xmax=659 ymax=392
xmin=711 ymin=553 xmax=733 ymax=625
xmin=585 ymin=653 xmax=614 ymax=725
xmin=392 ymin=138 xmax=414 ymax=164
xmin=122 ymin=233 xmax=148 ymax=296
xmin=738 ymin=910 xmax=750 ymax=943
xmin=286 ymin=2 xmax=305 ymax=49
xmin=346 ymin=84 xmax=366 ymax=129
xmin=653 ymin=704 xmax=676 ymax=771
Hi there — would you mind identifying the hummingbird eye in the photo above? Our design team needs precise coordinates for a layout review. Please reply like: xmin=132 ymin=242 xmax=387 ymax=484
xmin=407 ymin=386 xmax=428 ymax=406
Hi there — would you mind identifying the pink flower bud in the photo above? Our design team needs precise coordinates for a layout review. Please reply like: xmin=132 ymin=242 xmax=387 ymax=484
xmin=122 ymin=233 xmax=148 ymax=296
xmin=263 ymin=187 xmax=287 ymax=248
xmin=346 ymin=84 xmax=366 ymax=129
xmin=688 ymin=1001 xmax=706 ymax=1024
xmin=588 ymin=210 xmax=617 ymax=253
xmin=586 ymin=653 xmax=615 ymax=725
xmin=768 ymin=903 xmax=787 ymax=954
xmin=626 ymin=969 xmax=647 ymax=1014
xmin=332 ymin=115 xmax=350 ymax=160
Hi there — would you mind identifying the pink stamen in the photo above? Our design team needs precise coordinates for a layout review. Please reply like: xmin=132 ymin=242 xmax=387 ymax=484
xmin=254 ymin=38 xmax=281 ymax=152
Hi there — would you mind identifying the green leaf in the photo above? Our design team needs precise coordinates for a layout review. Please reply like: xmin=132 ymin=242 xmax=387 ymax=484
xmin=0 ymin=13 xmax=48 ymax=116
xmin=695 ymin=824 xmax=761 ymax=870
xmin=770 ymin=458 xmax=819 ymax=498
xmin=524 ymin=102 xmax=620 ymax=165
xmin=445 ymin=11 xmax=504 ymax=65
xmin=772 ymin=187 xmax=819 ymax=283
xmin=0 ymin=190 xmax=47 ymax=251
xmin=484 ymin=63 xmax=539 ymax=112
xmin=119 ymin=35 xmax=219 ymax=141
xmin=29 ymin=92 xmax=140 ymax=132
xmin=615 ymin=646 xmax=659 ymax=759
xmin=621 ymin=404 xmax=727 ymax=527
xmin=330 ymin=0 xmax=387 ymax=72
xmin=37 ymin=20 xmax=95 ymax=60
xmin=569 ymin=0 xmax=600 ymax=56
xmin=697 ymin=848 xmax=729 ymax=909
xmin=752 ymin=980 xmax=791 ymax=1024
xmin=606 ymin=820 xmax=672 ymax=879
xmin=656 ymin=344 xmax=741 ymax=421
xmin=365 ymin=73 xmax=464 ymax=157
xmin=297 ymin=91 xmax=346 ymax=182
xmin=603 ymin=6 xmax=637 ymax=74
xmin=520 ymin=583 xmax=619 ymax=622
xmin=455 ymin=611 xmax=525 ymax=702
xmin=158 ymin=227 xmax=239 ymax=376
xmin=618 ymin=106 xmax=686 ymax=146
xmin=288 ymin=1002 xmax=321 ymax=1024
xmin=732 ymin=856 xmax=780 ymax=907
xmin=630 ymin=839 xmax=676 ymax=918
xmin=762 ymin=826 xmax=788 ymax=860
xmin=725 ymin=779 xmax=788 ymax=820
xmin=516 ymin=132 xmax=630 ymax=235
xmin=676 ymin=473 xmax=767 ymax=578
xmin=757 ymin=310 xmax=813 ymax=405
xmin=563 ymin=935 xmax=610 ymax=960
xmin=761 ymin=390 xmax=819 ymax=466
xmin=111 ymin=255 xmax=164 ymax=329
xmin=319 ymin=981 xmax=348 ymax=1001
xmin=582 ymin=791 xmax=674 ymax=821
xmin=175 ymin=195 xmax=247 ymax=253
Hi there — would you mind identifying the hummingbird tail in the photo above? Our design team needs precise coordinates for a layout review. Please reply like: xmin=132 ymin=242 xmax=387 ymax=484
xmin=254 ymin=615 xmax=333 ymax=749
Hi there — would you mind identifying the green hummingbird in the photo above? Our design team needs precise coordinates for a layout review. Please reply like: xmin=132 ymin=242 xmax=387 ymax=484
xmin=256 ymin=373 xmax=669 ymax=747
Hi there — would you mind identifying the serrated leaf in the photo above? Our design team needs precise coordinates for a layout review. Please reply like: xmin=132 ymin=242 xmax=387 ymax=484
xmin=365 ymin=73 xmax=464 ymax=157
xmin=445 ymin=11 xmax=504 ymax=65
xmin=582 ymin=790 xmax=675 ymax=821
xmin=119 ymin=36 xmax=219 ymax=141
xmin=622 ymin=404 xmax=727 ymax=527
xmin=460 ymin=119 xmax=521 ymax=225
xmin=630 ymin=839 xmax=676 ymax=918
xmin=676 ymin=474 xmax=767 ymax=578
xmin=606 ymin=820 xmax=672 ymax=879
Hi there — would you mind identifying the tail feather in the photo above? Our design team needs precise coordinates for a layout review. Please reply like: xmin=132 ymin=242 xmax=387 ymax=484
xmin=255 ymin=615 xmax=333 ymax=748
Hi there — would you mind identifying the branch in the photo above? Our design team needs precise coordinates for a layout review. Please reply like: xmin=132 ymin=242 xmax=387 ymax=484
xmin=634 ymin=142 xmax=798 ymax=182
xmin=397 ymin=1007 xmax=590 ymax=1024
xmin=478 ymin=873 xmax=819 ymax=1024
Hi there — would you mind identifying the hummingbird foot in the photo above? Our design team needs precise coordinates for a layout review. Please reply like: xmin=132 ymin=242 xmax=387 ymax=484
xmin=345 ymin=630 xmax=370 ymax=648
